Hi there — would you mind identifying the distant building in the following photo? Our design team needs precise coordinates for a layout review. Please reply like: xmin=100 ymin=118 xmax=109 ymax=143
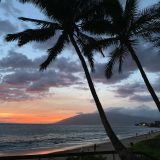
xmin=135 ymin=122 xmax=149 ymax=127
xmin=155 ymin=121 xmax=160 ymax=127
xmin=135 ymin=121 xmax=160 ymax=128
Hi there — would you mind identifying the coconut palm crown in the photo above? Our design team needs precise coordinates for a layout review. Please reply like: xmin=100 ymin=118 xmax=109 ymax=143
xmin=6 ymin=0 xmax=101 ymax=71
xmin=82 ymin=0 xmax=160 ymax=111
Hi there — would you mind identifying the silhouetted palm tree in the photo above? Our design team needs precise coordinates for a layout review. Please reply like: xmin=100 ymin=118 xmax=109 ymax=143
xmin=5 ymin=0 xmax=132 ymax=159
xmin=83 ymin=0 xmax=160 ymax=112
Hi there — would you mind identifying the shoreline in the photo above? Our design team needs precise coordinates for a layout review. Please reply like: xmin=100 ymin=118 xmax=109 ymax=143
xmin=1 ymin=130 xmax=160 ymax=157
xmin=64 ymin=130 xmax=160 ymax=152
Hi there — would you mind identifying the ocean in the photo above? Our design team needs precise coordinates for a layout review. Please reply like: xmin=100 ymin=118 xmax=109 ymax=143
xmin=0 ymin=123 xmax=159 ymax=153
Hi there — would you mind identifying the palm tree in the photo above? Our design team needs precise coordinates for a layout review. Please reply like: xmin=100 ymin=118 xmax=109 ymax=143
xmin=83 ymin=0 xmax=160 ymax=112
xmin=5 ymin=0 xmax=133 ymax=159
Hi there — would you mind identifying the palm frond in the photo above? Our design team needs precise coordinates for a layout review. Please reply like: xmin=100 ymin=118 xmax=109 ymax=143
xmin=5 ymin=27 xmax=56 ymax=46
xmin=87 ymin=52 xmax=95 ymax=72
xmin=76 ymin=32 xmax=97 ymax=71
xmin=130 ymin=3 xmax=160 ymax=35
xmin=123 ymin=0 xmax=138 ymax=30
xmin=145 ymin=2 xmax=160 ymax=19
xmin=136 ymin=22 xmax=160 ymax=38
xmin=79 ymin=37 xmax=119 ymax=62
xmin=144 ymin=36 xmax=160 ymax=48
xmin=134 ymin=18 xmax=160 ymax=43
xmin=76 ymin=31 xmax=104 ymax=57
xmin=19 ymin=0 xmax=81 ymax=23
xmin=19 ymin=17 xmax=61 ymax=28
xmin=82 ymin=20 xmax=115 ymax=35
xmin=76 ymin=0 xmax=104 ymax=22
xmin=40 ymin=33 xmax=68 ymax=70
xmin=91 ymin=37 xmax=119 ymax=51
xmin=105 ymin=46 xmax=127 ymax=79
xmin=151 ymin=37 xmax=160 ymax=48
xmin=103 ymin=0 xmax=123 ymax=22
xmin=129 ymin=10 xmax=151 ymax=35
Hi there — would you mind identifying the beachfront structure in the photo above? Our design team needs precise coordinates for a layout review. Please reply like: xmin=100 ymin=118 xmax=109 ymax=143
xmin=135 ymin=121 xmax=160 ymax=128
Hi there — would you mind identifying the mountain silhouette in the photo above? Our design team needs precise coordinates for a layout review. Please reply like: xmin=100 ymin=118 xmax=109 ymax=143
xmin=55 ymin=110 xmax=159 ymax=125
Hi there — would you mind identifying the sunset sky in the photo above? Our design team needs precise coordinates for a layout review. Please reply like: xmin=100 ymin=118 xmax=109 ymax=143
xmin=0 ymin=0 xmax=159 ymax=123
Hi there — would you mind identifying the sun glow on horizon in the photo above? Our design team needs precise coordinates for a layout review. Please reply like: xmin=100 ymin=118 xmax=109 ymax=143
xmin=0 ymin=112 xmax=74 ymax=124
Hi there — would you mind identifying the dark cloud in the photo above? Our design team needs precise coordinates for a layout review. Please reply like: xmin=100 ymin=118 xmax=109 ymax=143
xmin=92 ymin=62 xmax=134 ymax=84
xmin=107 ymin=105 xmax=160 ymax=119
xmin=1 ymin=38 xmax=160 ymax=102
xmin=0 ymin=52 xmax=81 ymax=101
xmin=115 ymin=83 xmax=146 ymax=98
xmin=135 ymin=45 xmax=160 ymax=73
xmin=32 ymin=38 xmax=56 ymax=51
xmin=114 ymin=81 xmax=160 ymax=103
xmin=3 ymin=70 xmax=40 ymax=85
xmin=0 ymin=51 xmax=81 ymax=71
xmin=90 ymin=43 xmax=160 ymax=86
xmin=0 ymin=84 xmax=34 ymax=101
xmin=0 ymin=20 xmax=17 ymax=34
xmin=0 ymin=51 xmax=35 ymax=69
xmin=130 ymin=95 xmax=152 ymax=102
xmin=54 ymin=57 xmax=81 ymax=73
xmin=27 ymin=70 xmax=79 ymax=91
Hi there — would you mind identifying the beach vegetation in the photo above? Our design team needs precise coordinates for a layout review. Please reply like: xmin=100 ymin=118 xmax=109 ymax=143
xmin=131 ymin=134 xmax=160 ymax=159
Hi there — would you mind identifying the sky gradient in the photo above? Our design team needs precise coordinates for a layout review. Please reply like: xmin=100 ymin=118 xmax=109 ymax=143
xmin=0 ymin=0 xmax=160 ymax=123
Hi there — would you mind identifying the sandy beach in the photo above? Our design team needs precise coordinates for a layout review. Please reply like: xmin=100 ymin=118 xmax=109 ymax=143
xmin=0 ymin=130 xmax=160 ymax=160
xmin=78 ymin=130 xmax=160 ymax=152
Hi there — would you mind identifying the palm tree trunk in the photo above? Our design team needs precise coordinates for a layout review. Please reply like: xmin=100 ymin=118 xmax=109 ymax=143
xmin=69 ymin=34 xmax=134 ymax=160
xmin=127 ymin=43 xmax=160 ymax=112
